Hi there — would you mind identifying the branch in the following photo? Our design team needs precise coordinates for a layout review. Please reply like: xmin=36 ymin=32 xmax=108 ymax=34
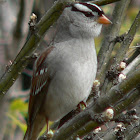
xmin=121 ymin=54 xmax=140 ymax=76
xmin=94 ymin=68 xmax=140 ymax=113
xmin=92 ymin=87 xmax=140 ymax=139
xmin=124 ymin=122 xmax=140 ymax=140
xmin=102 ymin=111 xmax=139 ymax=140
xmin=114 ymin=87 xmax=140 ymax=116
xmin=125 ymin=46 xmax=140 ymax=64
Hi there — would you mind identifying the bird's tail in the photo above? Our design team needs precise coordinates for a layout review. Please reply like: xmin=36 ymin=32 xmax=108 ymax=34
xmin=23 ymin=114 xmax=45 ymax=140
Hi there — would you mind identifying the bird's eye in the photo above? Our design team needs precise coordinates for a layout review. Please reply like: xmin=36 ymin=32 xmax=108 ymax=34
xmin=84 ymin=12 xmax=94 ymax=17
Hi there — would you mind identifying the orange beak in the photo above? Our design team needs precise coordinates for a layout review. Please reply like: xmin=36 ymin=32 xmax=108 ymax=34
xmin=97 ymin=14 xmax=112 ymax=24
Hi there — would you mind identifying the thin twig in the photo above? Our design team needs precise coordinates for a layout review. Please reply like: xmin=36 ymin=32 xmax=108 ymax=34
xmin=121 ymin=54 xmax=140 ymax=76
xmin=125 ymin=46 xmax=140 ymax=64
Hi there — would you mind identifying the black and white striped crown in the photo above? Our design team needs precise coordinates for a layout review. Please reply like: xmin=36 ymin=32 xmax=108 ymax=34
xmin=71 ymin=2 xmax=104 ymax=17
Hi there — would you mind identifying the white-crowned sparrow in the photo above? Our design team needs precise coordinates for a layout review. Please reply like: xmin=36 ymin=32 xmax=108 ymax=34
xmin=24 ymin=2 xmax=111 ymax=140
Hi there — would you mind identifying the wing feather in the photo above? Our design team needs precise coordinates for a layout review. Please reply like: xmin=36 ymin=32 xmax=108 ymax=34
xmin=28 ymin=46 xmax=54 ymax=124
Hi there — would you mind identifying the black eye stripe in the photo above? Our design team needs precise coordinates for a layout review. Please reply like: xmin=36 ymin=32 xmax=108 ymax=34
xmin=84 ymin=12 xmax=94 ymax=17
xmin=71 ymin=6 xmax=94 ymax=17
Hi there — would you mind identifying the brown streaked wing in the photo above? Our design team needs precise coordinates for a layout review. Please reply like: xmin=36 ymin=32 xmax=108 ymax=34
xmin=31 ymin=46 xmax=54 ymax=96
xmin=28 ymin=46 xmax=54 ymax=124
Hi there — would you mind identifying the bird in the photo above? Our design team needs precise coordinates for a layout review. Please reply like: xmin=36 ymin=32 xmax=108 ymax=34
xmin=24 ymin=2 xmax=111 ymax=140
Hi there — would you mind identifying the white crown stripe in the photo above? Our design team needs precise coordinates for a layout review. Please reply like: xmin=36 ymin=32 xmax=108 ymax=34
xmin=75 ymin=3 xmax=92 ymax=12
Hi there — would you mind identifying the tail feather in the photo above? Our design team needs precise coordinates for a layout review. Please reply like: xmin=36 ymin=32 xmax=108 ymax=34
xmin=23 ymin=114 xmax=45 ymax=140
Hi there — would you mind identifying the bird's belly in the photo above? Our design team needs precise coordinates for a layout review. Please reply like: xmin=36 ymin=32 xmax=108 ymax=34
xmin=44 ymin=60 xmax=96 ymax=121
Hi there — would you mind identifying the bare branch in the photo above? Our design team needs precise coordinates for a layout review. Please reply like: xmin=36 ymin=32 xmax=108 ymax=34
xmin=126 ymin=46 xmax=140 ymax=64
xmin=121 ymin=54 xmax=140 ymax=76
xmin=114 ymin=87 xmax=140 ymax=116
xmin=94 ymin=68 xmax=140 ymax=113
xmin=124 ymin=122 xmax=140 ymax=140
